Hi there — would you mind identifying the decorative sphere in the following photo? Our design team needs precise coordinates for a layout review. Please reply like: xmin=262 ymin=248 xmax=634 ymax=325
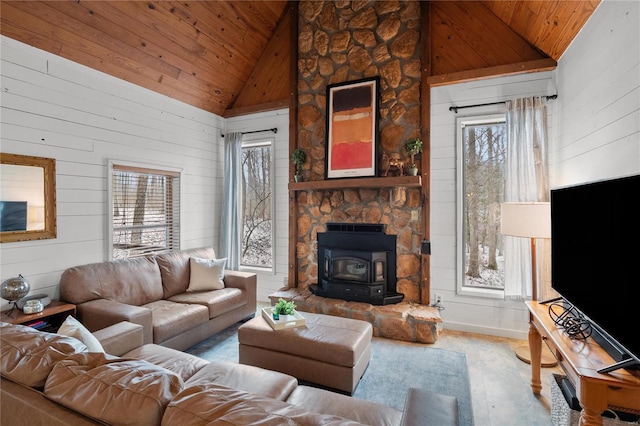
xmin=1 ymin=274 xmax=30 ymax=302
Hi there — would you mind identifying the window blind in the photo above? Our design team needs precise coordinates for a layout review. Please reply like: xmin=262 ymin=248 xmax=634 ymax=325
xmin=112 ymin=164 xmax=180 ymax=259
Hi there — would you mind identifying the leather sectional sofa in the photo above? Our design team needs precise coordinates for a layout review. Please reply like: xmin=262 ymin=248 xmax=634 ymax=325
xmin=59 ymin=246 xmax=256 ymax=351
xmin=0 ymin=320 xmax=460 ymax=425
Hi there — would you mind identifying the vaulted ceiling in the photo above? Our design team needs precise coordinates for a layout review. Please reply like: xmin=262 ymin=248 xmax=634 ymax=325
xmin=0 ymin=1 xmax=599 ymax=117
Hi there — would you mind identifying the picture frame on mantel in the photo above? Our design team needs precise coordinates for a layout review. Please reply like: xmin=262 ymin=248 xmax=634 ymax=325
xmin=325 ymin=76 xmax=379 ymax=179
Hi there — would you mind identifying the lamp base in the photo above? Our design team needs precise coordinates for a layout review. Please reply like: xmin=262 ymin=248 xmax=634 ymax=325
xmin=515 ymin=344 xmax=558 ymax=367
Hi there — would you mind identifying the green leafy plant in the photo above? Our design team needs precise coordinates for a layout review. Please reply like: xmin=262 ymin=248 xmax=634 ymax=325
xmin=274 ymin=298 xmax=296 ymax=315
xmin=291 ymin=148 xmax=306 ymax=174
xmin=403 ymin=137 xmax=422 ymax=167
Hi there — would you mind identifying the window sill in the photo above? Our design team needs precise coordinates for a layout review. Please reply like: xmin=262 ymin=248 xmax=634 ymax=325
xmin=240 ymin=265 xmax=273 ymax=274
xmin=457 ymin=287 xmax=504 ymax=300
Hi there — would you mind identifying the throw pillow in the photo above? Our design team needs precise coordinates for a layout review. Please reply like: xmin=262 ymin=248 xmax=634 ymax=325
xmin=187 ymin=257 xmax=227 ymax=292
xmin=57 ymin=315 xmax=105 ymax=353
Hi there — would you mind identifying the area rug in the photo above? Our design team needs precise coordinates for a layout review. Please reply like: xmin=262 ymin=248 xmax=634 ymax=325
xmin=186 ymin=322 xmax=473 ymax=425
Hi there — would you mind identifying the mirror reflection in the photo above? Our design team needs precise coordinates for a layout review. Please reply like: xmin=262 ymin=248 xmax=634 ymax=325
xmin=1 ymin=164 xmax=45 ymax=231
xmin=0 ymin=153 xmax=56 ymax=243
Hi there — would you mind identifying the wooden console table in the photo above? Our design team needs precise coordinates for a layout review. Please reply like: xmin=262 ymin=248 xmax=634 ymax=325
xmin=526 ymin=301 xmax=640 ymax=425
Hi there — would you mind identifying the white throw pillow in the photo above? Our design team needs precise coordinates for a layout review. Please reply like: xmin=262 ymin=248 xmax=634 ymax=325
xmin=57 ymin=315 xmax=105 ymax=353
xmin=188 ymin=257 xmax=227 ymax=292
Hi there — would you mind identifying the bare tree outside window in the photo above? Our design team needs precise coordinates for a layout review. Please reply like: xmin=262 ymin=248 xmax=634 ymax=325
xmin=111 ymin=164 xmax=179 ymax=260
xmin=241 ymin=141 xmax=273 ymax=268
xmin=460 ymin=116 xmax=506 ymax=290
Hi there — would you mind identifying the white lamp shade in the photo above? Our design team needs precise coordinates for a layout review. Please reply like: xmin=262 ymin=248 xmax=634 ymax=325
xmin=500 ymin=202 xmax=551 ymax=239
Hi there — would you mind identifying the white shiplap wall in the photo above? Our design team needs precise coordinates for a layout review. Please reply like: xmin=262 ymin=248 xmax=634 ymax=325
xmin=0 ymin=36 xmax=225 ymax=302
xmin=430 ymin=72 xmax=557 ymax=339
xmin=224 ymin=110 xmax=290 ymax=302
xmin=553 ymin=0 xmax=639 ymax=188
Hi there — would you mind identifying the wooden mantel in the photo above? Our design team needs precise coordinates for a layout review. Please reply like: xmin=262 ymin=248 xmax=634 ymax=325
xmin=288 ymin=175 xmax=421 ymax=191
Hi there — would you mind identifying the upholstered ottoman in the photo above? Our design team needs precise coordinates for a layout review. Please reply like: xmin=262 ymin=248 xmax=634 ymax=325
xmin=238 ymin=312 xmax=372 ymax=394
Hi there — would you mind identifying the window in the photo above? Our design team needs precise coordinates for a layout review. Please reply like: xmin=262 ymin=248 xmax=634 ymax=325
xmin=456 ymin=115 xmax=507 ymax=295
xmin=109 ymin=162 xmax=180 ymax=260
xmin=241 ymin=139 xmax=273 ymax=268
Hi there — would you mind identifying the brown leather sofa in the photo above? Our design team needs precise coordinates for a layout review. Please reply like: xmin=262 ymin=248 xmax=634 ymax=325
xmin=0 ymin=321 xmax=459 ymax=426
xmin=59 ymin=247 xmax=257 ymax=351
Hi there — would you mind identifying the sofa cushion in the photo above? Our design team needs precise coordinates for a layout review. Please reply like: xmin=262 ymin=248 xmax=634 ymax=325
xmin=45 ymin=353 xmax=183 ymax=426
xmin=0 ymin=323 xmax=88 ymax=388
xmin=162 ymin=383 xmax=366 ymax=425
xmin=143 ymin=300 xmax=209 ymax=344
xmin=167 ymin=287 xmax=246 ymax=318
xmin=57 ymin=315 xmax=105 ymax=353
xmin=187 ymin=256 xmax=226 ymax=291
xmin=186 ymin=361 xmax=299 ymax=401
xmin=123 ymin=344 xmax=208 ymax=382
xmin=60 ymin=256 xmax=163 ymax=305
xmin=1 ymin=377 xmax=98 ymax=426
xmin=287 ymin=385 xmax=403 ymax=426
xmin=156 ymin=246 xmax=216 ymax=298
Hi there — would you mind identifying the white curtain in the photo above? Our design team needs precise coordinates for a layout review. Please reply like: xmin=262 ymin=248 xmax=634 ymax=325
xmin=503 ymin=97 xmax=550 ymax=301
xmin=220 ymin=132 xmax=242 ymax=270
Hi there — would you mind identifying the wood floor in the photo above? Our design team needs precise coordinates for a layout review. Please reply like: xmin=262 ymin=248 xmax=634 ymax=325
xmin=431 ymin=329 xmax=562 ymax=426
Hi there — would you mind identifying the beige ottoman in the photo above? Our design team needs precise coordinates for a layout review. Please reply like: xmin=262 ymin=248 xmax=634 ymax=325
xmin=238 ymin=312 xmax=372 ymax=394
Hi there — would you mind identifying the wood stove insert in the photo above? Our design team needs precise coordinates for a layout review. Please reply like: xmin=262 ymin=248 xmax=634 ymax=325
xmin=311 ymin=223 xmax=404 ymax=305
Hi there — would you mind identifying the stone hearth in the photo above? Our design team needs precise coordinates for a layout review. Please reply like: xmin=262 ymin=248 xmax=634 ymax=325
xmin=268 ymin=288 xmax=441 ymax=343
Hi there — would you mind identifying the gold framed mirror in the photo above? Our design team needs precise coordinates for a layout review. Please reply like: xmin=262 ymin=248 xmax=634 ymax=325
xmin=0 ymin=153 xmax=56 ymax=243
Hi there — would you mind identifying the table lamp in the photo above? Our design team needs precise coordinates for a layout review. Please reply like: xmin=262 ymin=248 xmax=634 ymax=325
xmin=501 ymin=202 xmax=557 ymax=366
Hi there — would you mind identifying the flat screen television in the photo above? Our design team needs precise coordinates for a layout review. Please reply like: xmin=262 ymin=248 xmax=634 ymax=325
xmin=0 ymin=201 xmax=28 ymax=232
xmin=550 ymin=174 xmax=640 ymax=373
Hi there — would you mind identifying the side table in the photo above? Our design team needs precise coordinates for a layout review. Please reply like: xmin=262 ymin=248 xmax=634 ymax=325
xmin=527 ymin=301 xmax=640 ymax=426
xmin=1 ymin=300 xmax=76 ymax=333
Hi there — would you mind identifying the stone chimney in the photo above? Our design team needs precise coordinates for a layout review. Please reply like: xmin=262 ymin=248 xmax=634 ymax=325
xmin=294 ymin=0 xmax=423 ymax=303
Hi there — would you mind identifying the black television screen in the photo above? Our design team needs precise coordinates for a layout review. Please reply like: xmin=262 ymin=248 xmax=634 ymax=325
xmin=550 ymin=174 xmax=640 ymax=372
xmin=0 ymin=201 xmax=28 ymax=232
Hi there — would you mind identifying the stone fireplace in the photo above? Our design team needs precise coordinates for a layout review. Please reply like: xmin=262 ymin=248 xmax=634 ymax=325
xmin=312 ymin=222 xmax=403 ymax=305
xmin=277 ymin=1 xmax=438 ymax=342
xmin=291 ymin=1 xmax=428 ymax=304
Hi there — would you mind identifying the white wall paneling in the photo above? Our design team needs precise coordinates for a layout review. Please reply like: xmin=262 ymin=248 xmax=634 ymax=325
xmin=0 ymin=36 xmax=224 ymax=303
xmin=553 ymin=0 xmax=639 ymax=187
xmin=430 ymin=72 xmax=556 ymax=339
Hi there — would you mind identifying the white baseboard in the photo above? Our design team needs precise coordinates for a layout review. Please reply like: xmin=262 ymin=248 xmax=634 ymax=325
xmin=442 ymin=321 xmax=528 ymax=341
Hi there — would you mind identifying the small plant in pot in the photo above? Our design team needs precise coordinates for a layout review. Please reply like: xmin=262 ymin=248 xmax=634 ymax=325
xmin=291 ymin=148 xmax=306 ymax=182
xmin=403 ymin=137 xmax=422 ymax=176
xmin=272 ymin=298 xmax=296 ymax=320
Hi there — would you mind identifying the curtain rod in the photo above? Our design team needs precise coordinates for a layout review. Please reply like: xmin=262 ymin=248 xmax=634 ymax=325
xmin=449 ymin=94 xmax=557 ymax=113
xmin=221 ymin=128 xmax=277 ymax=137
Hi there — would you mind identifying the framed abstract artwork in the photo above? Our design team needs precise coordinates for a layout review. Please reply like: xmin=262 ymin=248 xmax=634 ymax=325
xmin=325 ymin=77 xmax=379 ymax=179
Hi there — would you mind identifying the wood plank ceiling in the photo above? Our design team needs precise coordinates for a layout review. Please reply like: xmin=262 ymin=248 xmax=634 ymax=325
xmin=0 ymin=1 xmax=599 ymax=117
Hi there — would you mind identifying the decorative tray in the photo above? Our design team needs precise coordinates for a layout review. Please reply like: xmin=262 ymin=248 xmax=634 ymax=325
xmin=261 ymin=307 xmax=306 ymax=330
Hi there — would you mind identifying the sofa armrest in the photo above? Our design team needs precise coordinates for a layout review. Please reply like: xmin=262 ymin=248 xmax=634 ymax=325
xmin=400 ymin=388 xmax=459 ymax=426
xmin=93 ymin=321 xmax=144 ymax=356
xmin=76 ymin=299 xmax=153 ymax=344
xmin=223 ymin=270 xmax=256 ymax=290
xmin=224 ymin=270 xmax=257 ymax=313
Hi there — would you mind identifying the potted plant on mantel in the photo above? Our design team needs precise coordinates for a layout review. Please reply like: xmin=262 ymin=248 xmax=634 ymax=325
xmin=403 ymin=137 xmax=422 ymax=176
xmin=292 ymin=148 xmax=306 ymax=182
